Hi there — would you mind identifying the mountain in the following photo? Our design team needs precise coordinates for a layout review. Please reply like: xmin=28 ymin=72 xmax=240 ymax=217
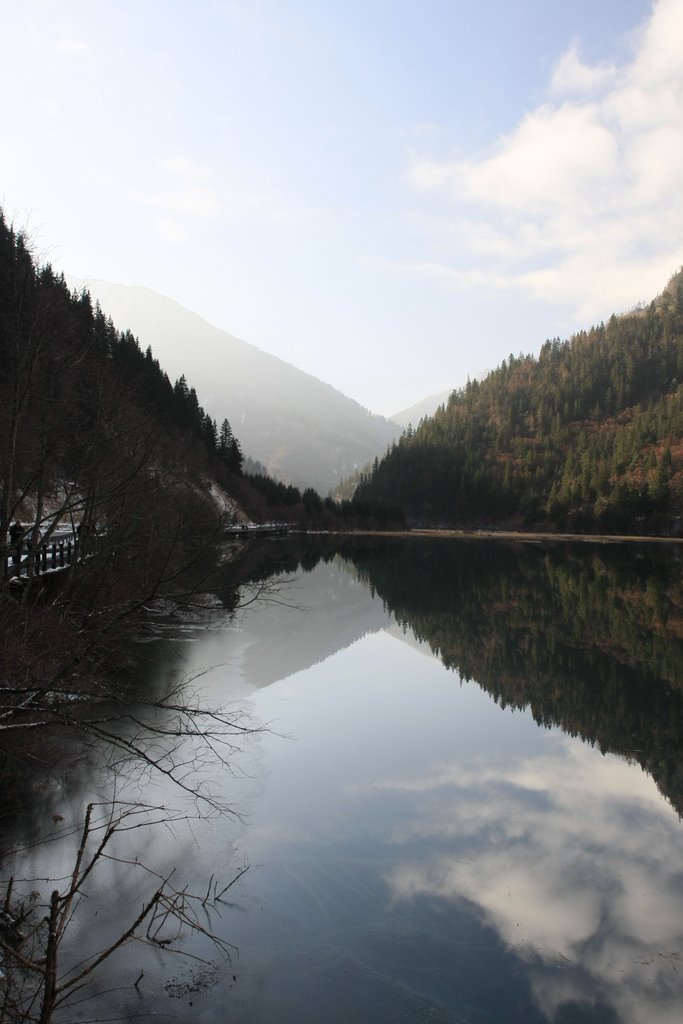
xmin=390 ymin=389 xmax=453 ymax=429
xmin=356 ymin=270 xmax=683 ymax=535
xmin=77 ymin=280 xmax=399 ymax=496
xmin=391 ymin=369 xmax=492 ymax=428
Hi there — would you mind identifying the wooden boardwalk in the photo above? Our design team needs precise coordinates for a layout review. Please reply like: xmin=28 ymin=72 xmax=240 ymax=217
xmin=4 ymin=519 xmax=291 ymax=584
xmin=224 ymin=522 xmax=291 ymax=537
xmin=3 ymin=531 xmax=78 ymax=582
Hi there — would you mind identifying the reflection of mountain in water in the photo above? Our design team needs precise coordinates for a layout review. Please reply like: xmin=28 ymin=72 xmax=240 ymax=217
xmin=229 ymin=554 xmax=393 ymax=689
xmin=328 ymin=537 xmax=683 ymax=816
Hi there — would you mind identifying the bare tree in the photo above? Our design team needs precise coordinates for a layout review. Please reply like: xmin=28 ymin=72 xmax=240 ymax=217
xmin=0 ymin=801 xmax=248 ymax=1023
xmin=0 ymin=207 xmax=292 ymax=1023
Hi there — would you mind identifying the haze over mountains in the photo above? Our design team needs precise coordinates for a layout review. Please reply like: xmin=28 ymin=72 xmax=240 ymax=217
xmin=390 ymin=389 xmax=453 ymax=430
xmin=78 ymin=280 xmax=402 ymax=496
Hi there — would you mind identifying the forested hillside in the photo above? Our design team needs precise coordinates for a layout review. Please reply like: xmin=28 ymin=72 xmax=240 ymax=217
xmin=0 ymin=210 xmax=248 ymax=570
xmin=0 ymin=209 xmax=261 ymax=731
xmin=355 ymin=272 xmax=683 ymax=534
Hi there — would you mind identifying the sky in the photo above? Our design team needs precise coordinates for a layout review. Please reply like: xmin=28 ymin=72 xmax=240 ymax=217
xmin=2 ymin=0 xmax=682 ymax=416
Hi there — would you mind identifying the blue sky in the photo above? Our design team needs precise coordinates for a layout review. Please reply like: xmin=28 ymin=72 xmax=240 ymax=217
xmin=2 ymin=1 xmax=681 ymax=415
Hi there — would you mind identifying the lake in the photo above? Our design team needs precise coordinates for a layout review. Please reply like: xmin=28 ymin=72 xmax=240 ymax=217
xmin=4 ymin=536 xmax=683 ymax=1023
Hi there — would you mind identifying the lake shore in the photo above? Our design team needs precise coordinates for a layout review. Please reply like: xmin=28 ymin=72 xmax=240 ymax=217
xmin=323 ymin=527 xmax=683 ymax=545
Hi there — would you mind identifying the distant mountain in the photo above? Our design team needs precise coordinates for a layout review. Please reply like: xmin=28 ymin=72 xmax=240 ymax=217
xmin=391 ymin=370 xmax=491 ymax=428
xmin=76 ymin=280 xmax=399 ymax=496
xmin=391 ymin=389 xmax=453 ymax=429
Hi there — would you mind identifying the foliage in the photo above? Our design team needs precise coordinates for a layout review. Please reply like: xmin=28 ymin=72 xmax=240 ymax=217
xmin=355 ymin=272 xmax=683 ymax=534
xmin=0 ymin=207 xmax=259 ymax=591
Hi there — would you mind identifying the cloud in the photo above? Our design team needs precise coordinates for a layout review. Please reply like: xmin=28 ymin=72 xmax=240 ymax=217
xmin=550 ymin=41 xmax=617 ymax=95
xmin=405 ymin=0 xmax=683 ymax=322
xmin=159 ymin=155 xmax=212 ymax=181
xmin=153 ymin=216 xmax=187 ymax=243
xmin=136 ymin=155 xmax=224 ymax=220
xmin=379 ymin=739 xmax=683 ymax=1024
xmin=135 ymin=153 xmax=295 ymax=230
xmin=53 ymin=36 xmax=91 ymax=57
xmin=632 ymin=0 xmax=683 ymax=85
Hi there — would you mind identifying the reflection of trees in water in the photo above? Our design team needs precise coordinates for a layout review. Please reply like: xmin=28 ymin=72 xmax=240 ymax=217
xmin=0 ymin=801 xmax=239 ymax=1024
xmin=0 ymin=617 xmax=261 ymax=1020
xmin=6 ymin=533 xmax=683 ymax=1019
xmin=0 ymin=661 xmax=258 ymax=1023
xmin=338 ymin=538 xmax=683 ymax=816
xmin=0 ymin=536 xmax=345 ymax=1021
xmin=176 ymin=532 xmax=683 ymax=813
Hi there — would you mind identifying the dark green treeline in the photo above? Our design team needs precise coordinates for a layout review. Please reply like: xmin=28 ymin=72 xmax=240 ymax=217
xmin=356 ymin=272 xmax=683 ymax=533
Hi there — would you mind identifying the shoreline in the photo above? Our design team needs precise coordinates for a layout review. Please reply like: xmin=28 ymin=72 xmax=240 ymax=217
xmin=317 ymin=528 xmax=683 ymax=545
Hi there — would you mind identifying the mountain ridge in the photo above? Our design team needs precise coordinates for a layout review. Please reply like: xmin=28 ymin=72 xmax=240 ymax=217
xmin=356 ymin=269 xmax=683 ymax=535
xmin=75 ymin=279 xmax=400 ymax=496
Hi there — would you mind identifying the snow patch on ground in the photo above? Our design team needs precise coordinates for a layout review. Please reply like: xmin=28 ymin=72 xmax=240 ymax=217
xmin=208 ymin=480 xmax=245 ymax=522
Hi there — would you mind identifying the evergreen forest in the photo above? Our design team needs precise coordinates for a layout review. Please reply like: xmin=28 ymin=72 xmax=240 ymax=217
xmin=0 ymin=210 xmax=249 ymax=589
xmin=355 ymin=272 xmax=683 ymax=535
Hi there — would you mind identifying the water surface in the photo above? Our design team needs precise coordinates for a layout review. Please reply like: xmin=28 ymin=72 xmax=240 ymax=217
xmin=6 ymin=538 xmax=683 ymax=1023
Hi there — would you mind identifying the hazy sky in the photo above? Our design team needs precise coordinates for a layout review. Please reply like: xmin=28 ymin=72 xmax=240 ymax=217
xmin=3 ymin=0 xmax=681 ymax=416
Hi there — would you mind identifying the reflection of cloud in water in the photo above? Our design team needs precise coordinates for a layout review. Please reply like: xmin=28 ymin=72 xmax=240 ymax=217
xmin=375 ymin=740 xmax=683 ymax=1024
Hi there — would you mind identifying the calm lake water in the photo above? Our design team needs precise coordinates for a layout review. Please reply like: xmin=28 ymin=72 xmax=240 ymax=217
xmin=5 ymin=536 xmax=683 ymax=1023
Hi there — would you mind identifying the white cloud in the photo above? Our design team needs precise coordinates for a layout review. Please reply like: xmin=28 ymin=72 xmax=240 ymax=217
xmin=632 ymin=0 xmax=683 ymax=85
xmin=141 ymin=183 xmax=224 ymax=220
xmin=135 ymin=155 xmax=224 ymax=220
xmin=159 ymin=155 xmax=213 ymax=180
xmin=381 ymin=740 xmax=683 ymax=1024
xmin=153 ymin=216 xmax=187 ymax=243
xmin=550 ymin=41 xmax=616 ymax=96
xmin=411 ymin=102 xmax=620 ymax=215
xmin=135 ymin=153 xmax=294 ymax=226
xmin=53 ymin=35 xmax=91 ymax=57
xmin=405 ymin=0 xmax=683 ymax=322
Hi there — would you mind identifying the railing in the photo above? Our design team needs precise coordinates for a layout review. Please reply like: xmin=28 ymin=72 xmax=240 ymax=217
xmin=224 ymin=522 xmax=291 ymax=537
xmin=3 ymin=519 xmax=291 ymax=580
xmin=3 ymin=532 xmax=77 ymax=581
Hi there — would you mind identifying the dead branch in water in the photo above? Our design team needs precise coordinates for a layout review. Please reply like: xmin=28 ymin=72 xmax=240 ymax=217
xmin=0 ymin=800 xmax=246 ymax=1023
